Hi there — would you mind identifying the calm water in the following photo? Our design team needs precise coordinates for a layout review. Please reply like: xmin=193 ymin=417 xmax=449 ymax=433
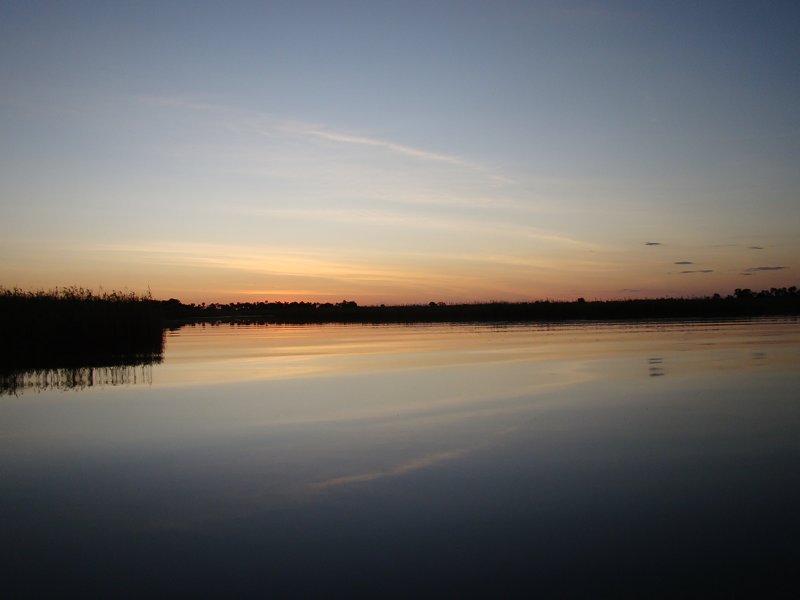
xmin=2 ymin=319 xmax=800 ymax=597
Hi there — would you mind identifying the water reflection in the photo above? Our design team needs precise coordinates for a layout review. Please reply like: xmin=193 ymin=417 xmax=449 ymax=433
xmin=647 ymin=356 xmax=665 ymax=376
xmin=1 ymin=361 xmax=158 ymax=395
xmin=1 ymin=324 xmax=164 ymax=394
xmin=3 ymin=319 xmax=800 ymax=596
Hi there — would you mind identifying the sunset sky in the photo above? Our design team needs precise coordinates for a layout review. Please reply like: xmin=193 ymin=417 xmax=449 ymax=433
xmin=1 ymin=1 xmax=798 ymax=304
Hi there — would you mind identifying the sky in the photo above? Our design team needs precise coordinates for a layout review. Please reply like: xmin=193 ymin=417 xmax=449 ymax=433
xmin=1 ymin=1 xmax=798 ymax=304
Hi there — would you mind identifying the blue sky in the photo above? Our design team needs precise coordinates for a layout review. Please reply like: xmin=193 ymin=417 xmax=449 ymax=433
xmin=1 ymin=1 xmax=798 ymax=303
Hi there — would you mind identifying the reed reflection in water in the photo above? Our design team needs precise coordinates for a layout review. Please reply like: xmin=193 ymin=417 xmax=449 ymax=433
xmin=1 ymin=361 xmax=158 ymax=395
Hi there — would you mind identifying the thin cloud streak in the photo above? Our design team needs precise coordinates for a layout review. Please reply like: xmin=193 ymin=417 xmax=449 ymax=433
xmin=90 ymin=240 xmax=622 ymax=301
xmin=745 ymin=266 xmax=787 ymax=272
xmin=91 ymin=241 xmax=512 ymax=291
xmin=307 ymin=129 xmax=467 ymax=167
xmin=301 ymin=127 xmax=514 ymax=185
xmin=233 ymin=205 xmax=595 ymax=249
xmin=141 ymin=95 xmax=513 ymax=185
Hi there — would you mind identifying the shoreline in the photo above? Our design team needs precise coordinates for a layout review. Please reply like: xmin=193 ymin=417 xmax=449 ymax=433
xmin=2 ymin=287 xmax=798 ymax=373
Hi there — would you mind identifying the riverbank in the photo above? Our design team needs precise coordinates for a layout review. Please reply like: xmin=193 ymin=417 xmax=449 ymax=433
xmin=161 ymin=288 xmax=800 ymax=324
xmin=2 ymin=286 xmax=799 ymax=373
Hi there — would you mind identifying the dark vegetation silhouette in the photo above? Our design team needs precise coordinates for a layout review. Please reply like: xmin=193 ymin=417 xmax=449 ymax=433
xmin=2 ymin=285 xmax=798 ymax=392
xmin=160 ymin=286 xmax=800 ymax=324
xmin=0 ymin=287 xmax=164 ymax=393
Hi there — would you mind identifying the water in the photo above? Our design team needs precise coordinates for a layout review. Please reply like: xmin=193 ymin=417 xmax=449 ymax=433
xmin=2 ymin=319 xmax=799 ymax=597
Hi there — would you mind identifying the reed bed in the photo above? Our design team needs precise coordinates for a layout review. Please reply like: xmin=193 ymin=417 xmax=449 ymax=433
xmin=0 ymin=287 xmax=165 ymax=372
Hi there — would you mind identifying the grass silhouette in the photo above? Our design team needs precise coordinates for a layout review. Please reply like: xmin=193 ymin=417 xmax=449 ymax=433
xmin=0 ymin=286 xmax=165 ymax=373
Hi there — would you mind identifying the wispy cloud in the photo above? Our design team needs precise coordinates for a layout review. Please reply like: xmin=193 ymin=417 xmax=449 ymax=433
xmin=674 ymin=261 xmax=693 ymax=265
xmin=141 ymin=95 xmax=513 ymax=185
xmin=95 ymin=241 xmax=429 ymax=285
xmin=303 ymin=128 xmax=514 ymax=185
xmin=749 ymin=246 xmax=765 ymax=250
xmin=645 ymin=241 xmax=662 ymax=246
xmin=680 ymin=269 xmax=713 ymax=274
xmin=90 ymin=237 xmax=618 ymax=304
xmin=745 ymin=266 xmax=787 ymax=272
xmin=306 ymin=129 xmax=466 ymax=167
xmin=236 ymin=206 xmax=592 ymax=248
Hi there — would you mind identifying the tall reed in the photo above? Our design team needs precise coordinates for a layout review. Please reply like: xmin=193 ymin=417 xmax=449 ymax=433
xmin=0 ymin=287 xmax=165 ymax=371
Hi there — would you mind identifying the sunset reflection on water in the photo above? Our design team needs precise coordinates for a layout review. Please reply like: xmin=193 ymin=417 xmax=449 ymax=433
xmin=2 ymin=319 xmax=799 ymax=596
xmin=156 ymin=319 xmax=800 ymax=389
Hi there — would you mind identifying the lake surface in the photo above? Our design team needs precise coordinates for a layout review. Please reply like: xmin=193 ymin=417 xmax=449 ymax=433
xmin=3 ymin=319 xmax=800 ymax=597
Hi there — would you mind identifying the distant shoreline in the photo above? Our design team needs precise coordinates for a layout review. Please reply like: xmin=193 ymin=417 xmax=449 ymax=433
xmin=1 ymin=286 xmax=798 ymax=377
xmin=161 ymin=288 xmax=800 ymax=325
xmin=165 ymin=313 xmax=799 ymax=328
